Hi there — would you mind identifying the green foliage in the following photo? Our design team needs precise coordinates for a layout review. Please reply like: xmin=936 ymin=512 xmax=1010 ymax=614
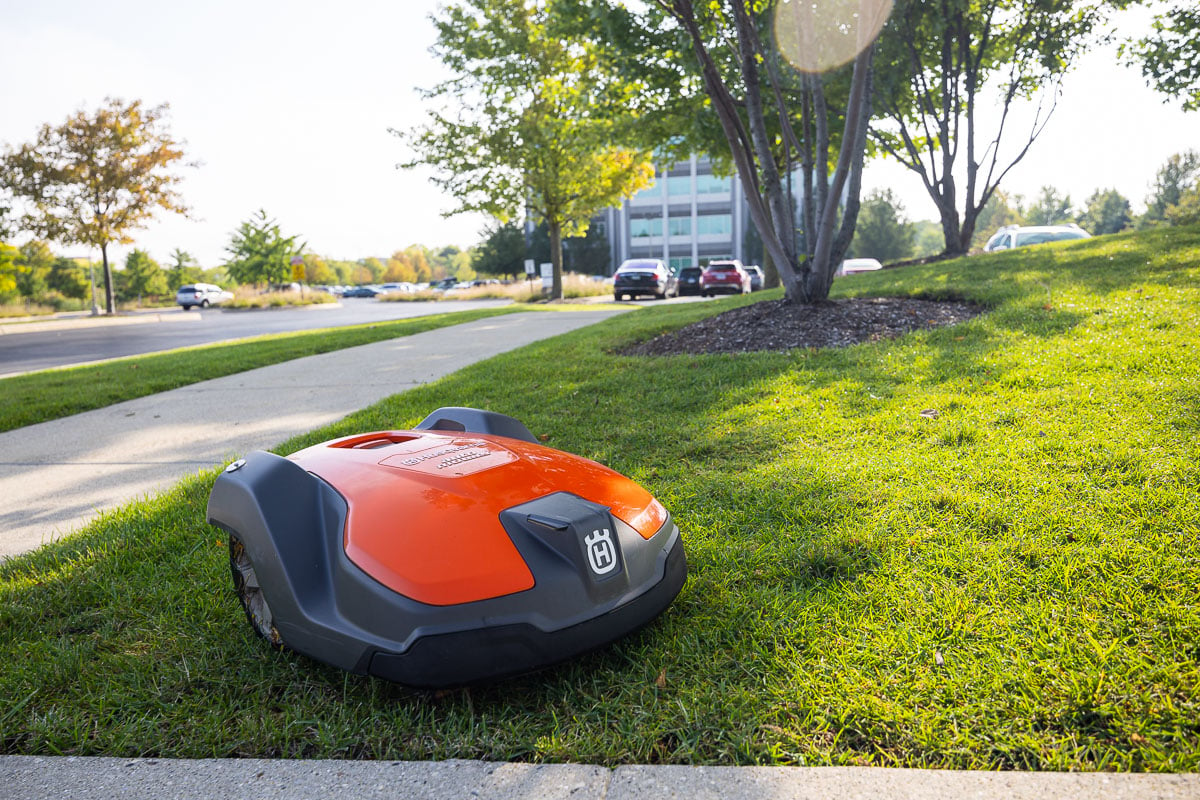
xmin=15 ymin=240 xmax=53 ymax=298
xmin=166 ymin=248 xmax=201 ymax=291
xmin=1166 ymin=187 xmax=1200 ymax=227
xmin=120 ymin=248 xmax=167 ymax=300
xmin=1122 ymin=4 xmax=1200 ymax=112
xmin=1143 ymin=150 xmax=1200 ymax=227
xmin=0 ymin=97 xmax=192 ymax=313
xmin=873 ymin=0 xmax=1120 ymax=254
xmin=402 ymin=0 xmax=653 ymax=298
xmin=1079 ymin=188 xmax=1132 ymax=235
xmin=850 ymin=189 xmax=913 ymax=263
xmin=0 ymin=242 xmax=18 ymax=300
xmin=46 ymin=257 xmax=89 ymax=300
xmin=1025 ymin=186 xmax=1075 ymax=227
xmin=472 ymin=222 xmax=527 ymax=279
xmin=223 ymin=210 xmax=303 ymax=286
xmin=910 ymin=220 xmax=945 ymax=259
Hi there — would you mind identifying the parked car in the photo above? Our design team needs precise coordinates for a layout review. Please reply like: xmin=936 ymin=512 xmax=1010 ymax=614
xmin=983 ymin=224 xmax=1091 ymax=252
xmin=342 ymin=285 xmax=384 ymax=298
xmin=176 ymin=283 xmax=233 ymax=310
xmin=700 ymin=260 xmax=751 ymax=296
xmin=613 ymin=259 xmax=678 ymax=300
xmin=743 ymin=265 xmax=765 ymax=291
xmin=836 ymin=258 xmax=883 ymax=276
xmin=378 ymin=282 xmax=415 ymax=294
xmin=429 ymin=277 xmax=458 ymax=291
xmin=677 ymin=266 xmax=704 ymax=296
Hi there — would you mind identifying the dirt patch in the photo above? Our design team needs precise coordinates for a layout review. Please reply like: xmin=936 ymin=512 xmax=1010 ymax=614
xmin=621 ymin=297 xmax=983 ymax=356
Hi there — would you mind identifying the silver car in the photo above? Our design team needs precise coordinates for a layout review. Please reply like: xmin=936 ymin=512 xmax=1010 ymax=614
xmin=176 ymin=283 xmax=233 ymax=310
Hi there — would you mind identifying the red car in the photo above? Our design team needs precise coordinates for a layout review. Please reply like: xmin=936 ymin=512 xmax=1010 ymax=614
xmin=700 ymin=260 xmax=751 ymax=296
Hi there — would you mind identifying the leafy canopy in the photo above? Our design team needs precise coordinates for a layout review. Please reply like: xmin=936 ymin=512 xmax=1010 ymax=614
xmin=224 ymin=210 xmax=303 ymax=286
xmin=0 ymin=97 xmax=192 ymax=312
xmin=401 ymin=0 xmax=653 ymax=297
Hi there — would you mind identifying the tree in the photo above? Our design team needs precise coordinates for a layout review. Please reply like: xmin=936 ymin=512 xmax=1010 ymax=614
xmin=472 ymin=221 xmax=527 ymax=279
xmin=1165 ymin=187 xmax=1200 ymax=227
xmin=46 ymin=256 xmax=89 ymax=299
xmin=402 ymin=0 xmax=654 ymax=300
xmin=0 ymin=242 xmax=18 ymax=301
xmin=911 ymin=220 xmax=946 ymax=258
xmin=1025 ymin=186 xmax=1074 ymax=226
xmin=224 ymin=210 xmax=303 ymax=285
xmin=302 ymin=252 xmax=337 ymax=285
xmin=1143 ymin=150 xmax=1200 ymax=227
xmin=1122 ymin=4 xmax=1200 ymax=113
xmin=599 ymin=0 xmax=881 ymax=303
xmin=166 ymin=247 xmax=202 ymax=291
xmin=15 ymin=240 xmax=53 ymax=299
xmin=0 ymin=97 xmax=192 ymax=313
xmin=850 ymin=189 xmax=913 ymax=262
xmin=1079 ymin=188 xmax=1132 ymax=235
xmin=121 ymin=249 xmax=167 ymax=301
xmin=872 ymin=0 xmax=1120 ymax=255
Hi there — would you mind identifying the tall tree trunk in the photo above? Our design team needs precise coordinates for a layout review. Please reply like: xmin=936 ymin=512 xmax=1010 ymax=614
xmin=548 ymin=220 xmax=563 ymax=300
xmin=101 ymin=242 xmax=115 ymax=315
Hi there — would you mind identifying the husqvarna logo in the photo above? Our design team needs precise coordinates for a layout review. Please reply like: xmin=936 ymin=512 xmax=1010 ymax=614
xmin=584 ymin=528 xmax=618 ymax=576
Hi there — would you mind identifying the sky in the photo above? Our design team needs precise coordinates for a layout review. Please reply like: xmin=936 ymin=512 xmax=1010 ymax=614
xmin=1 ymin=1 xmax=1196 ymax=268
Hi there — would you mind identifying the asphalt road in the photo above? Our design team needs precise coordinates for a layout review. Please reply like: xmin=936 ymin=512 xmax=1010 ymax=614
xmin=0 ymin=298 xmax=512 ymax=376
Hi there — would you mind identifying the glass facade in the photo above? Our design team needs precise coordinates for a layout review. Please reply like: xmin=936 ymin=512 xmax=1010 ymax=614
xmin=630 ymin=217 xmax=662 ymax=238
xmin=669 ymin=256 xmax=693 ymax=270
xmin=667 ymin=175 xmax=692 ymax=196
xmin=696 ymin=174 xmax=732 ymax=194
xmin=668 ymin=216 xmax=691 ymax=236
xmin=697 ymin=214 xmax=732 ymax=236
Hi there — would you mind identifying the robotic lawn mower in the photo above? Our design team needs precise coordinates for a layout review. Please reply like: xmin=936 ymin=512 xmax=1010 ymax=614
xmin=206 ymin=407 xmax=686 ymax=687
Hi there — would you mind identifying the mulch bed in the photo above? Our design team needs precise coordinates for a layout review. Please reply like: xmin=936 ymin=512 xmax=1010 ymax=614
xmin=620 ymin=297 xmax=983 ymax=356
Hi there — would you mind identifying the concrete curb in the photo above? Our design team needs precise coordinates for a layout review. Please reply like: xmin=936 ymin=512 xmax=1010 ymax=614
xmin=0 ymin=310 xmax=203 ymax=335
xmin=1 ymin=757 xmax=1195 ymax=800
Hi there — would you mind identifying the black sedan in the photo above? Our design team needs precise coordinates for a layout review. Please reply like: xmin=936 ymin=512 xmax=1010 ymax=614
xmin=613 ymin=259 xmax=678 ymax=301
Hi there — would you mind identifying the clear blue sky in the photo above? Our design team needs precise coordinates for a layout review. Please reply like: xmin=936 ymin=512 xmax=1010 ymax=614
xmin=2 ymin=1 xmax=1195 ymax=267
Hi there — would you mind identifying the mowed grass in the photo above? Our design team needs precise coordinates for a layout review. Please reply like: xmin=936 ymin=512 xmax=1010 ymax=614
xmin=0 ymin=305 xmax=526 ymax=433
xmin=2 ymin=226 xmax=1199 ymax=769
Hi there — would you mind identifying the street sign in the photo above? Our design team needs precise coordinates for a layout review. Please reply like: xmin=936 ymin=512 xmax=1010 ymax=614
xmin=291 ymin=255 xmax=305 ymax=283
xmin=524 ymin=259 xmax=535 ymax=275
xmin=540 ymin=262 xmax=553 ymax=290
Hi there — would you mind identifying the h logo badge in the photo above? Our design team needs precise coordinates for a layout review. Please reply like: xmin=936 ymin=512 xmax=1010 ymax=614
xmin=584 ymin=528 xmax=618 ymax=576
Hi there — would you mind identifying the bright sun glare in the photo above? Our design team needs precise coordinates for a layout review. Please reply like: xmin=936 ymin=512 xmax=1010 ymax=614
xmin=774 ymin=0 xmax=894 ymax=74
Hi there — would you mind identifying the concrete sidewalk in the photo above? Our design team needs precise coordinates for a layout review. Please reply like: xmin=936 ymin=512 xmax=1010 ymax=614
xmin=2 ymin=756 xmax=1194 ymax=799
xmin=0 ymin=309 xmax=626 ymax=559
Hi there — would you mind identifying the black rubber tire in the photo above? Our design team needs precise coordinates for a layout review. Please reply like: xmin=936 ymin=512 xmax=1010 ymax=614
xmin=229 ymin=536 xmax=287 ymax=649
xmin=181 ymin=304 xmax=191 ymax=311
xmin=201 ymin=299 xmax=210 ymax=308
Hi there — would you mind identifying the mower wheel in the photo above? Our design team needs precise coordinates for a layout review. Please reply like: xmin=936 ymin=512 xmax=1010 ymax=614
xmin=229 ymin=536 xmax=286 ymax=648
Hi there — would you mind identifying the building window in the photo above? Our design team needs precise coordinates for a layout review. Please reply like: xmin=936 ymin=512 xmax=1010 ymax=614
xmin=696 ymin=174 xmax=732 ymax=194
xmin=631 ymin=181 xmax=661 ymax=202
xmin=630 ymin=217 xmax=663 ymax=238
xmin=667 ymin=175 xmax=692 ymax=196
xmin=669 ymin=256 xmax=693 ymax=270
xmin=697 ymin=214 xmax=732 ymax=236
xmin=668 ymin=216 xmax=692 ymax=236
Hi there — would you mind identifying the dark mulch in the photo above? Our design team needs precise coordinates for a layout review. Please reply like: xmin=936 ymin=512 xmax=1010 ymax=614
xmin=621 ymin=297 xmax=984 ymax=356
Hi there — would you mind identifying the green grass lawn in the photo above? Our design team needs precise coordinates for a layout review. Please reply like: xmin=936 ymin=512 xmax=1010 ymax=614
xmin=2 ymin=226 xmax=1198 ymax=769
xmin=0 ymin=305 xmax=528 ymax=433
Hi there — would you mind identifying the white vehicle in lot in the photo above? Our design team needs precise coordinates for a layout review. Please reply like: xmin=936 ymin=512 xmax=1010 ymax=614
xmin=176 ymin=283 xmax=233 ymax=310
xmin=836 ymin=258 xmax=883 ymax=276
xmin=984 ymin=224 xmax=1091 ymax=252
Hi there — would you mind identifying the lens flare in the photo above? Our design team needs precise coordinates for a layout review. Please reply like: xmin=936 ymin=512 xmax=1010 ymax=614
xmin=774 ymin=0 xmax=893 ymax=74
